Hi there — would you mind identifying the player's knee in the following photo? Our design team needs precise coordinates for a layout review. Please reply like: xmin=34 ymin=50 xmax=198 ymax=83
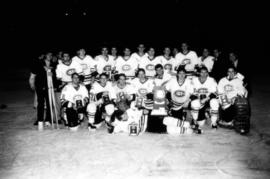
xmin=210 ymin=99 xmax=219 ymax=111
xmin=87 ymin=103 xmax=97 ymax=114
xmin=191 ymin=99 xmax=201 ymax=110
xmin=105 ymin=104 xmax=115 ymax=116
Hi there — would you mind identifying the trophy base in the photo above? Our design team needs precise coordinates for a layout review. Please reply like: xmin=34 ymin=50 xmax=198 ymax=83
xmin=151 ymin=108 xmax=167 ymax=116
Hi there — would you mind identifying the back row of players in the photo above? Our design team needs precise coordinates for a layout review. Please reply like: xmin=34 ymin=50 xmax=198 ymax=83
xmin=32 ymin=43 xmax=248 ymax=134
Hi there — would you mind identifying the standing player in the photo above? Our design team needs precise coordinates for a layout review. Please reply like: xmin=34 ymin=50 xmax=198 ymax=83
xmin=131 ymin=44 xmax=148 ymax=64
xmin=190 ymin=67 xmax=219 ymax=129
xmin=198 ymin=48 xmax=215 ymax=73
xmin=87 ymin=73 xmax=117 ymax=132
xmin=110 ymin=47 xmax=119 ymax=61
xmin=138 ymin=47 xmax=161 ymax=78
xmin=163 ymin=67 xmax=194 ymax=134
xmin=157 ymin=47 xmax=176 ymax=75
xmin=95 ymin=47 xmax=116 ymax=78
xmin=56 ymin=52 xmax=83 ymax=89
xmin=175 ymin=43 xmax=199 ymax=75
xmin=60 ymin=73 xmax=89 ymax=131
xmin=115 ymin=47 xmax=138 ymax=81
xmin=72 ymin=48 xmax=97 ymax=90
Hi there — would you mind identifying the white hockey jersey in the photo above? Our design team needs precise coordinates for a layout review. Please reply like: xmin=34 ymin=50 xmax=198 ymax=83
xmin=90 ymin=81 xmax=116 ymax=99
xmin=60 ymin=84 xmax=89 ymax=106
xmin=130 ymin=52 xmax=148 ymax=64
xmin=113 ymin=83 xmax=135 ymax=101
xmin=198 ymin=56 xmax=215 ymax=72
xmin=56 ymin=61 xmax=83 ymax=83
xmin=175 ymin=51 xmax=199 ymax=72
xmin=72 ymin=55 xmax=97 ymax=85
xmin=158 ymin=55 xmax=176 ymax=72
xmin=153 ymin=73 xmax=173 ymax=87
xmin=115 ymin=56 xmax=138 ymax=77
xmin=217 ymin=76 xmax=246 ymax=100
xmin=131 ymin=78 xmax=155 ymax=97
xmin=165 ymin=78 xmax=194 ymax=106
xmin=94 ymin=55 xmax=116 ymax=74
xmin=138 ymin=56 xmax=161 ymax=77
xmin=192 ymin=76 xmax=218 ymax=98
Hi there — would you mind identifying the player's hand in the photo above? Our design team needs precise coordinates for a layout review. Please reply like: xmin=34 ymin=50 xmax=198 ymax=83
xmin=201 ymin=97 xmax=209 ymax=104
xmin=97 ymin=98 xmax=103 ymax=105
xmin=30 ymin=82 xmax=35 ymax=91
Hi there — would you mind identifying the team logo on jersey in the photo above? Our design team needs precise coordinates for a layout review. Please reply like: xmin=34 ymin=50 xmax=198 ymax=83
xmin=174 ymin=90 xmax=185 ymax=97
xmin=146 ymin=64 xmax=155 ymax=71
xmin=197 ymin=88 xmax=208 ymax=94
xmin=90 ymin=67 xmax=96 ymax=72
xmin=183 ymin=59 xmax=191 ymax=65
xmin=164 ymin=64 xmax=172 ymax=70
xmin=224 ymin=85 xmax=233 ymax=92
xmin=73 ymin=95 xmax=83 ymax=103
xmin=103 ymin=65 xmax=112 ymax=71
xmin=122 ymin=64 xmax=131 ymax=71
xmin=81 ymin=64 xmax=88 ymax=70
xmin=66 ymin=68 xmax=76 ymax=76
xmin=138 ymin=88 xmax=147 ymax=96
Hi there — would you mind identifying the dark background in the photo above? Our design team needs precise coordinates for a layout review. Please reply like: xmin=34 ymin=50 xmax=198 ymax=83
xmin=3 ymin=0 xmax=268 ymax=73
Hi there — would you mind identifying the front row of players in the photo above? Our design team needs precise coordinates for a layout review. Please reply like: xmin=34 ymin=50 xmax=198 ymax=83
xmin=60 ymin=65 xmax=250 ymax=135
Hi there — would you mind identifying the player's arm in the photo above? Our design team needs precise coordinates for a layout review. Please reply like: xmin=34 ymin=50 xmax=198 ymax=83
xmin=29 ymin=73 xmax=36 ymax=90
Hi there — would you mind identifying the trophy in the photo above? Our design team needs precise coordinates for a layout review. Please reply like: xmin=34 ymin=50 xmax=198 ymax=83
xmin=135 ymin=96 xmax=144 ymax=109
xmin=151 ymin=86 xmax=167 ymax=116
xmin=118 ymin=92 xmax=126 ymax=102
xmin=76 ymin=99 xmax=83 ymax=109
xmin=219 ymin=94 xmax=230 ymax=109
xmin=102 ymin=92 xmax=110 ymax=105
xmin=129 ymin=122 xmax=139 ymax=136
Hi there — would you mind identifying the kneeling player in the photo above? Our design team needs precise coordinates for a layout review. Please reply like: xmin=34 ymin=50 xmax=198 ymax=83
xmin=190 ymin=67 xmax=219 ymax=129
xmin=87 ymin=73 xmax=116 ymax=131
xmin=163 ymin=67 xmax=194 ymax=134
xmin=217 ymin=66 xmax=249 ymax=133
xmin=60 ymin=73 xmax=89 ymax=131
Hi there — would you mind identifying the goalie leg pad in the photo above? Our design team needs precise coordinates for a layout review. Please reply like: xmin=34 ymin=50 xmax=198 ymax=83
xmin=233 ymin=97 xmax=251 ymax=134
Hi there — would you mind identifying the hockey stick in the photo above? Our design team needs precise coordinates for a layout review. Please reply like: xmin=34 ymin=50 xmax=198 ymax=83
xmin=47 ymin=70 xmax=55 ymax=129
xmin=49 ymin=77 xmax=59 ymax=129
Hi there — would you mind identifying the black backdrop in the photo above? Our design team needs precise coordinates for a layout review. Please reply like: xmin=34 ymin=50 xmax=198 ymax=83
xmin=4 ymin=0 xmax=268 ymax=74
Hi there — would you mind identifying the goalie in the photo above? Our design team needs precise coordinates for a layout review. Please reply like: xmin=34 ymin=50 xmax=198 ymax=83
xmin=217 ymin=66 xmax=250 ymax=134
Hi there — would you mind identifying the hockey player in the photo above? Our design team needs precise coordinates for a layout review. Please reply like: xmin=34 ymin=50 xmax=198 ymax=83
xmin=198 ymin=48 xmax=215 ymax=73
xmin=217 ymin=66 xmax=248 ymax=127
xmin=114 ymin=47 xmax=138 ymax=81
xmin=56 ymin=52 xmax=83 ymax=89
xmin=110 ymin=74 xmax=145 ymax=134
xmin=175 ymin=43 xmax=199 ymax=75
xmin=60 ymin=73 xmax=89 ymax=131
xmin=190 ymin=66 xmax=219 ymax=129
xmin=138 ymin=47 xmax=161 ymax=78
xmin=153 ymin=64 xmax=173 ymax=87
xmin=72 ymin=48 xmax=97 ymax=90
xmin=86 ymin=73 xmax=117 ymax=132
xmin=157 ymin=47 xmax=176 ymax=75
xmin=130 ymin=44 xmax=148 ymax=64
xmin=110 ymin=47 xmax=119 ymax=61
xmin=163 ymin=67 xmax=194 ymax=134
xmin=131 ymin=68 xmax=155 ymax=109
xmin=95 ymin=47 xmax=116 ymax=78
